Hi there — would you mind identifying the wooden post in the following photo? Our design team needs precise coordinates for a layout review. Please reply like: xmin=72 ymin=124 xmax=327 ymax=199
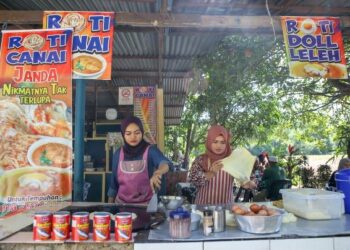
xmin=156 ymin=88 xmax=165 ymax=152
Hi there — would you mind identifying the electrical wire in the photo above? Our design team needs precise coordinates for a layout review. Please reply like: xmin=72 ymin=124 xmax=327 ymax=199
xmin=265 ymin=0 xmax=277 ymax=42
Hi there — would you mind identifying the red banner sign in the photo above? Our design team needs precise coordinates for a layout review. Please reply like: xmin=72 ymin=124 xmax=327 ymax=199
xmin=43 ymin=11 xmax=115 ymax=80
xmin=0 ymin=29 xmax=73 ymax=217
xmin=281 ymin=16 xmax=348 ymax=79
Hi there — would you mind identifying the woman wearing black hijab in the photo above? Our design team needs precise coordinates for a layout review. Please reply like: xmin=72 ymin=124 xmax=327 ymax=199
xmin=107 ymin=116 xmax=171 ymax=204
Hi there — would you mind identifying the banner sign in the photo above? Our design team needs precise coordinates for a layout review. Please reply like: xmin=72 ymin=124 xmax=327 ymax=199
xmin=134 ymin=86 xmax=157 ymax=144
xmin=0 ymin=29 xmax=73 ymax=218
xmin=281 ymin=16 xmax=348 ymax=79
xmin=43 ymin=11 xmax=115 ymax=80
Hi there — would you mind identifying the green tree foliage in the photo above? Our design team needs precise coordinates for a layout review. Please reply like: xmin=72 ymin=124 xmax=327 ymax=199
xmin=165 ymin=35 xmax=350 ymax=169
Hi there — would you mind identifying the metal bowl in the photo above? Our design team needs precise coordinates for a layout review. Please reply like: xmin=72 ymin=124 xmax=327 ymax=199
xmin=234 ymin=209 xmax=284 ymax=234
xmin=160 ymin=196 xmax=184 ymax=210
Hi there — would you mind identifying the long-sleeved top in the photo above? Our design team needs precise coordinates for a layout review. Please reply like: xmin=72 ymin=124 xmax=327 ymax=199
xmin=188 ymin=155 xmax=234 ymax=205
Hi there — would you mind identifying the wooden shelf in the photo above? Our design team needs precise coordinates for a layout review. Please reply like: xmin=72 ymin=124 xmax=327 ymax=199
xmin=84 ymin=137 xmax=106 ymax=141
xmin=95 ymin=120 xmax=122 ymax=125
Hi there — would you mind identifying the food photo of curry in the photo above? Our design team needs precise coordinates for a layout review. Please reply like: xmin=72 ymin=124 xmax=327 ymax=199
xmin=0 ymin=95 xmax=72 ymax=201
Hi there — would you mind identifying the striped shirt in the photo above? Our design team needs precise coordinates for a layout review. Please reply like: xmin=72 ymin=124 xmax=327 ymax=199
xmin=188 ymin=155 xmax=234 ymax=205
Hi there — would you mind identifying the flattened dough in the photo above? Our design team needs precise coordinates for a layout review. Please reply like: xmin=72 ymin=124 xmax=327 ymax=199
xmin=221 ymin=147 xmax=256 ymax=183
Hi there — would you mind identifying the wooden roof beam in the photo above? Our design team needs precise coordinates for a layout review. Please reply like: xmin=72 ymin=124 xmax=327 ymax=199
xmin=2 ymin=11 xmax=350 ymax=30
xmin=2 ymin=11 xmax=350 ymax=29
xmin=174 ymin=1 xmax=350 ymax=16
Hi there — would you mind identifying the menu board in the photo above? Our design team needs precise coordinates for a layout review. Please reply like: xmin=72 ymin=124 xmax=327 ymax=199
xmin=281 ymin=16 xmax=348 ymax=79
xmin=43 ymin=11 xmax=115 ymax=80
xmin=134 ymin=87 xmax=157 ymax=144
xmin=0 ymin=29 xmax=73 ymax=217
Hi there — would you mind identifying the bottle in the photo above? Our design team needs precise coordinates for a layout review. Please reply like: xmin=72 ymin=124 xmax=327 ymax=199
xmin=213 ymin=206 xmax=225 ymax=232
xmin=203 ymin=209 xmax=213 ymax=236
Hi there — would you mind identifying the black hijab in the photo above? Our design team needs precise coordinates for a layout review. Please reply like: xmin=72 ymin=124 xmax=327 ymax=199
xmin=121 ymin=115 xmax=150 ymax=160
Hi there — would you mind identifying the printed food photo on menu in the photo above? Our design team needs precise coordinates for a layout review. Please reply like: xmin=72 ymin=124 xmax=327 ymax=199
xmin=0 ymin=28 xmax=73 ymax=214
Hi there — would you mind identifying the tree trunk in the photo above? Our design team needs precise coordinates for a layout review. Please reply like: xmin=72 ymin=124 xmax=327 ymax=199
xmin=183 ymin=125 xmax=193 ymax=170
xmin=347 ymin=139 xmax=350 ymax=158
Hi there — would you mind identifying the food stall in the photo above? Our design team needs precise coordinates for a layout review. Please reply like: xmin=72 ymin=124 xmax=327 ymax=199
xmin=1 ymin=1 xmax=350 ymax=249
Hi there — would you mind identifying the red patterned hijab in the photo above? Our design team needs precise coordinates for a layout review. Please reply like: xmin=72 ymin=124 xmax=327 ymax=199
xmin=201 ymin=125 xmax=232 ymax=171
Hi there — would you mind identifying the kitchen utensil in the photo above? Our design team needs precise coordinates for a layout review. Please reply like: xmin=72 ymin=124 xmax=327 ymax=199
xmin=160 ymin=196 xmax=183 ymax=210
xmin=146 ymin=188 xmax=158 ymax=213
xmin=234 ymin=208 xmax=284 ymax=234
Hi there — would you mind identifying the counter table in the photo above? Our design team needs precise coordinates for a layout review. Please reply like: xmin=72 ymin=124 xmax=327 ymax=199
xmin=1 ymin=202 xmax=349 ymax=250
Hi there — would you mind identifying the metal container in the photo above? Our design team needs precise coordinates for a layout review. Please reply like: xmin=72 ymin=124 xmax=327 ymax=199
xmin=234 ymin=209 xmax=284 ymax=234
xmin=190 ymin=213 xmax=201 ymax=231
xmin=160 ymin=196 xmax=184 ymax=210
xmin=213 ymin=206 xmax=225 ymax=232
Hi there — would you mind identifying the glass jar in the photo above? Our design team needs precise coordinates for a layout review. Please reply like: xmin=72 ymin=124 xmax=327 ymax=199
xmin=169 ymin=208 xmax=191 ymax=239
xmin=203 ymin=209 xmax=213 ymax=236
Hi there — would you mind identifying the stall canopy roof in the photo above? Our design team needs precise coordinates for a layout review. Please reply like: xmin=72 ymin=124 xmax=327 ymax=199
xmin=0 ymin=0 xmax=349 ymax=125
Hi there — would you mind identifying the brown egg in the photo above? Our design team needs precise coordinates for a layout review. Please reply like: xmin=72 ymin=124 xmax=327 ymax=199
xmin=231 ymin=204 xmax=239 ymax=212
xmin=233 ymin=207 xmax=247 ymax=215
xmin=244 ymin=211 xmax=256 ymax=216
xmin=249 ymin=204 xmax=261 ymax=214
xmin=267 ymin=208 xmax=279 ymax=216
xmin=257 ymin=209 xmax=268 ymax=216
xmin=260 ymin=205 xmax=268 ymax=211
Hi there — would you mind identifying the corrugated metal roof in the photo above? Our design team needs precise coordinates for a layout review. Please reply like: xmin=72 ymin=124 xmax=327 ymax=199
xmin=0 ymin=0 xmax=153 ymax=12
xmin=1 ymin=0 xmax=349 ymax=125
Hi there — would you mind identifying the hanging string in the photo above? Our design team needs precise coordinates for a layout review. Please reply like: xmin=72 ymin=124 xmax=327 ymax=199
xmin=2 ymin=22 xmax=8 ymax=30
xmin=265 ymin=0 xmax=277 ymax=42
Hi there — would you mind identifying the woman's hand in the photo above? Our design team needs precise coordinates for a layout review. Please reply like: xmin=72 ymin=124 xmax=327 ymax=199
xmin=204 ymin=160 xmax=223 ymax=180
xmin=150 ymin=170 xmax=162 ymax=192
xmin=210 ymin=160 xmax=223 ymax=173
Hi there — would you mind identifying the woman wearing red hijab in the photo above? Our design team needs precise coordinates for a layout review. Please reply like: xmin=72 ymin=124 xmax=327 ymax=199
xmin=189 ymin=125 xmax=256 ymax=205
xmin=188 ymin=125 xmax=233 ymax=205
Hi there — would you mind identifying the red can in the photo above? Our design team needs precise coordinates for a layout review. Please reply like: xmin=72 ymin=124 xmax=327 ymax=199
xmin=52 ymin=211 xmax=70 ymax=241
xmin=115 ymin=212 xmax=133 ymax=243
xmin=33 ymin=211 xmax=52 ymax=241
xmin=93 ymin=212 xmax=111 ymax=242
xmin=71 ymin=212 xmax=90 ymax=241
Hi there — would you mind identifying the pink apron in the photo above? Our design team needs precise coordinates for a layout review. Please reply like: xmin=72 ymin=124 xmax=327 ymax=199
xmin=116 ymin=146 xmax=153 ymax=203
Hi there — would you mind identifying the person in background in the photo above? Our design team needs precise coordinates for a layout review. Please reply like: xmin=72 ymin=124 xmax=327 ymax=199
xmin=257 ymin=151 xmax=270 ymax=172
xmin=253 ymin=156 xmax=286 ymax=201
xmin=107 ymin=116 xmax=171 ymax=204
xmin=328 ymin=158 xmax=350 ymax=189
xmin=188 ymin=125 xmax=256 ymax=205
